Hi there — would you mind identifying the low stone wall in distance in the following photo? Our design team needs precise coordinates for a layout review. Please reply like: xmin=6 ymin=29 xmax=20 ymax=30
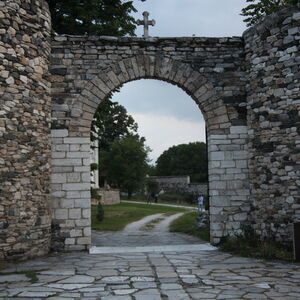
xmin=92 ymin=189 xmax=120 ymax=205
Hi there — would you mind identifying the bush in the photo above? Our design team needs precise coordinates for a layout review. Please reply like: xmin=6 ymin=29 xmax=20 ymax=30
xmin=96 ymin=201 xmax=105 ymax=222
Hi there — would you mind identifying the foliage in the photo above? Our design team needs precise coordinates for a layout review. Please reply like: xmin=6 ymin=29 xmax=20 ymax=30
xmin=96 ymin=202 xmax=105 ymax=222
xmin=90 ymin=163 xmax=98 ymax=172
xmin=91 ymin=202 xmax=186 ymax=231
xmin=91 ymin=98 xmax=138 ymax=151
xmin=47 ymin=0 xmax=139 ymax=36
xmin=100 ymin=136 xmax=150 ymax=198
xmin=169 ymin=212 xmax=210 ymax=242
xmin=241 ymin=0 xmax=298 ymax=26
xmin=91 ymin=187 xmax=101 ymax=200
xmin=220 ymin=227 xmax=293 ymax=261
xmin=156 ymin=142 xmax=207 ymax=183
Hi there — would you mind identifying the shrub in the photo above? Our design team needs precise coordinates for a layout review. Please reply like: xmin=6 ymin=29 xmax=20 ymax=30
xmin=96 ymin=201 xmax=105 ymax=222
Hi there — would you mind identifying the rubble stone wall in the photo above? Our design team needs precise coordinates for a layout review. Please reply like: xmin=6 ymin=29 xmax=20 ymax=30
xmin=0 ymin=0 xmax=52 ymax=259
xmin=244 ymin=4 xmax=300 ymax=243
xmin=1 ymin=0 xmax=299 ymax=259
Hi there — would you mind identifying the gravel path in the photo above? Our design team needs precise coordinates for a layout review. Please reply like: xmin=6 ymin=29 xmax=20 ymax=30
xmin=124 ymin=213 xmax=165 ymax=232
xmin=92 ymin=212 xmax=202 ymax=247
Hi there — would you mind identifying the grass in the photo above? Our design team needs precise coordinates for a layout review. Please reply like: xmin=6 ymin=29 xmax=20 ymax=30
xmin=0 ymin=269 xmax=43 ymax=283
xmin=123 ymin=197 xmax=198 ymax=208
xmin=169 ymin=211 xmax=210 ymax=242
xmin=91 ymin=202 xmax=186 ymax=231
xmin=220 ymin=235 xmax=294 ymax=261
xmin=141 ymin=217 xmax=165 ymax=231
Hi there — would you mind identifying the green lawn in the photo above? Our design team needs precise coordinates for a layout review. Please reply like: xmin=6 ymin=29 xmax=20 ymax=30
xmin=91 ymin=202 xmax=186 ymax=231
xmin=123 ymin=197 xmax=198 ymax=208
xmin=169 ymin=211 xmax=210 ymax=242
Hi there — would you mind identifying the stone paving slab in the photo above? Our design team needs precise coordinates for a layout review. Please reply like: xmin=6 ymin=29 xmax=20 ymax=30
xmin=0 ymin=250 xmax=299 ymax=299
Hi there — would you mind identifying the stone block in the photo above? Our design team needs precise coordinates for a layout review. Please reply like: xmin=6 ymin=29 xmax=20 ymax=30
xmin=61 ymin=199 xmax=74 ymax=209
xmin=51 ymin=129 xmax=69 ymax=138
xmin=67 ymin=245 xmax=87 ymax=251
xmin=52 ymin=166 xmax=73 ymax=173
xmin=77 ymin=237 xmax=91 ymax=245
xmin=81 ymin=172 xmax=91 ymax=183
xmin=210 ymin=151 xmax=225 ymax=160
xmin=52 ymin=152 xmax=66 ymax=159
xmin=51 ymin=173 xmax=67 ymax=184
xmin=52 ymin=158 xmax=82 ymax=166
xmin=55 ymin=209 xmax=68 ymax=219
xmin=67 ymin=173 xmax=81 ymax=183
xmin=51 ymin=191 xmax=66 ymax=198
xmin=83 ymin=227 xmax=91 ymax=237
xmin=233 ymin=151 xmax=248 ymax=160
xmin=65 ymin=238 xmax=75 ymax=245
xmin=221 ymin=160 xmax=236 ymax=168
xmin=82 ymin=158 xmax=90 ymax=166
xmin=74 ymin=166 xmax=90 ymax=172
xmin=65 ymin=192 xmax=80 ymax=199
xmin=62 ymin=183 xmax=90 ymax=191
xmin=210 ymin=196 xmax=230 ymax=206
xmin=75 ymin=219 xmax=91 ymax=227
xmin=211 ymin=181 xmax=226 ymax=189
xmin=226 ymin=168 xmax=242 ymax=174
xmin=64 ymin=137 xmax=90 ymax=144
xmin=82 ymin=209 xmax=91 ymax=218
xmin=233 ymin=213 xmax=248 ymax=221
xmin=67 ymin=151 xmax=90 ymax=158
xmin=75 ymin=199 xmax=90 ymax=208
xmin=70 ymin=229 xmax=83 ymax=237
xmin=69 ymin=208 xmax=81 ymax=219
xmin=230 ymin=126 xmax=247 ymax=134
xmin=70 ymin=144 xmax=80 ymax=151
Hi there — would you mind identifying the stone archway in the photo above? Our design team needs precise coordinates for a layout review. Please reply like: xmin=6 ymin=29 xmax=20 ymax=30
xmin=50 ymin=39 xmax=250 ymax=251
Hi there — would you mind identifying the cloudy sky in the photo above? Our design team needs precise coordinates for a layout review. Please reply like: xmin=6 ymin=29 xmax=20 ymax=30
xmin=112 ymin=0 xmax=248 ymax=163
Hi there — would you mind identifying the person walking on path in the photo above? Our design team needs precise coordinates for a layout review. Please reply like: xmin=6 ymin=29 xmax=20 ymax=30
xmin=197 ymin=194 xmax=204 ymax=212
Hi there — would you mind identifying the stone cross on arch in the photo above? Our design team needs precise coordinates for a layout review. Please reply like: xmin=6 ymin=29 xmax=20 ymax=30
xmin=137 ymin=11 xmax=156 ymax=38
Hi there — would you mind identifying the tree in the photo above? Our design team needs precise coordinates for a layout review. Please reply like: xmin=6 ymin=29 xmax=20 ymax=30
xmin=46 ymin=0 xmax=139 ymax=36
xmin=241 ymin=0 xmax=298 ymax=26
xmin=156 ymin=142 xmax=207 ymax=183
xmin=100 ymin=136 xmax=150 ymax=198
xmin=91 ymin=98 xmax=138 ymax=151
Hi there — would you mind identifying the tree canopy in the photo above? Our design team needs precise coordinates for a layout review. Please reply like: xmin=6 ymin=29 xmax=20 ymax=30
xmin=100 ymin=136 xmax=150 ymax=198
xmin=155 ymin=142 xmax=208 ymax=183
xmin=241 ymin=0 xmax=298 ymax=26
xmin=47 ymin=0 xmax=139 ymax=35
xmin=91 ymin=98 xmax=138 ymax=151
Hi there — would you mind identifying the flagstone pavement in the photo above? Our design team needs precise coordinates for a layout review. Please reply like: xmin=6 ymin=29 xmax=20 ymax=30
xmin=1 ymin=212 xmax=300 ymax=299
xmin=1 ymin=249 xmax=300 ymax=299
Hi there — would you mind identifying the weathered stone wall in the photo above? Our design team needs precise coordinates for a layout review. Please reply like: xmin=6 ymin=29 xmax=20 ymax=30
xmin=149 ymin=175 xmax=208 ymax=196
xmin=50 ymin=36 xmax=250 ymax=247
xmin=0 ymin=0 xmax=52 ymax=259
xmin=244 ymin=4 xmax=300 ymax=243
xmin=91 ymin=189 xmax=120 ymax=205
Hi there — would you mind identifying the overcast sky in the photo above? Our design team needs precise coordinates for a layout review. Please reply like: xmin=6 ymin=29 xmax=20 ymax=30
xmin=112 ymin=0 xmax=248 ymax=163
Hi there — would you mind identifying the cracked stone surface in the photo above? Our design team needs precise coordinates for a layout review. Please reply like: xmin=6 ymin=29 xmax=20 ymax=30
xmin=0 ymin=250 xmax=299 ymax=299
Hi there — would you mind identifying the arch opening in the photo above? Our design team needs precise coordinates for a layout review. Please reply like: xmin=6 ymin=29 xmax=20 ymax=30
xmin=50 ymin=54 xmax=250 ymax=252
